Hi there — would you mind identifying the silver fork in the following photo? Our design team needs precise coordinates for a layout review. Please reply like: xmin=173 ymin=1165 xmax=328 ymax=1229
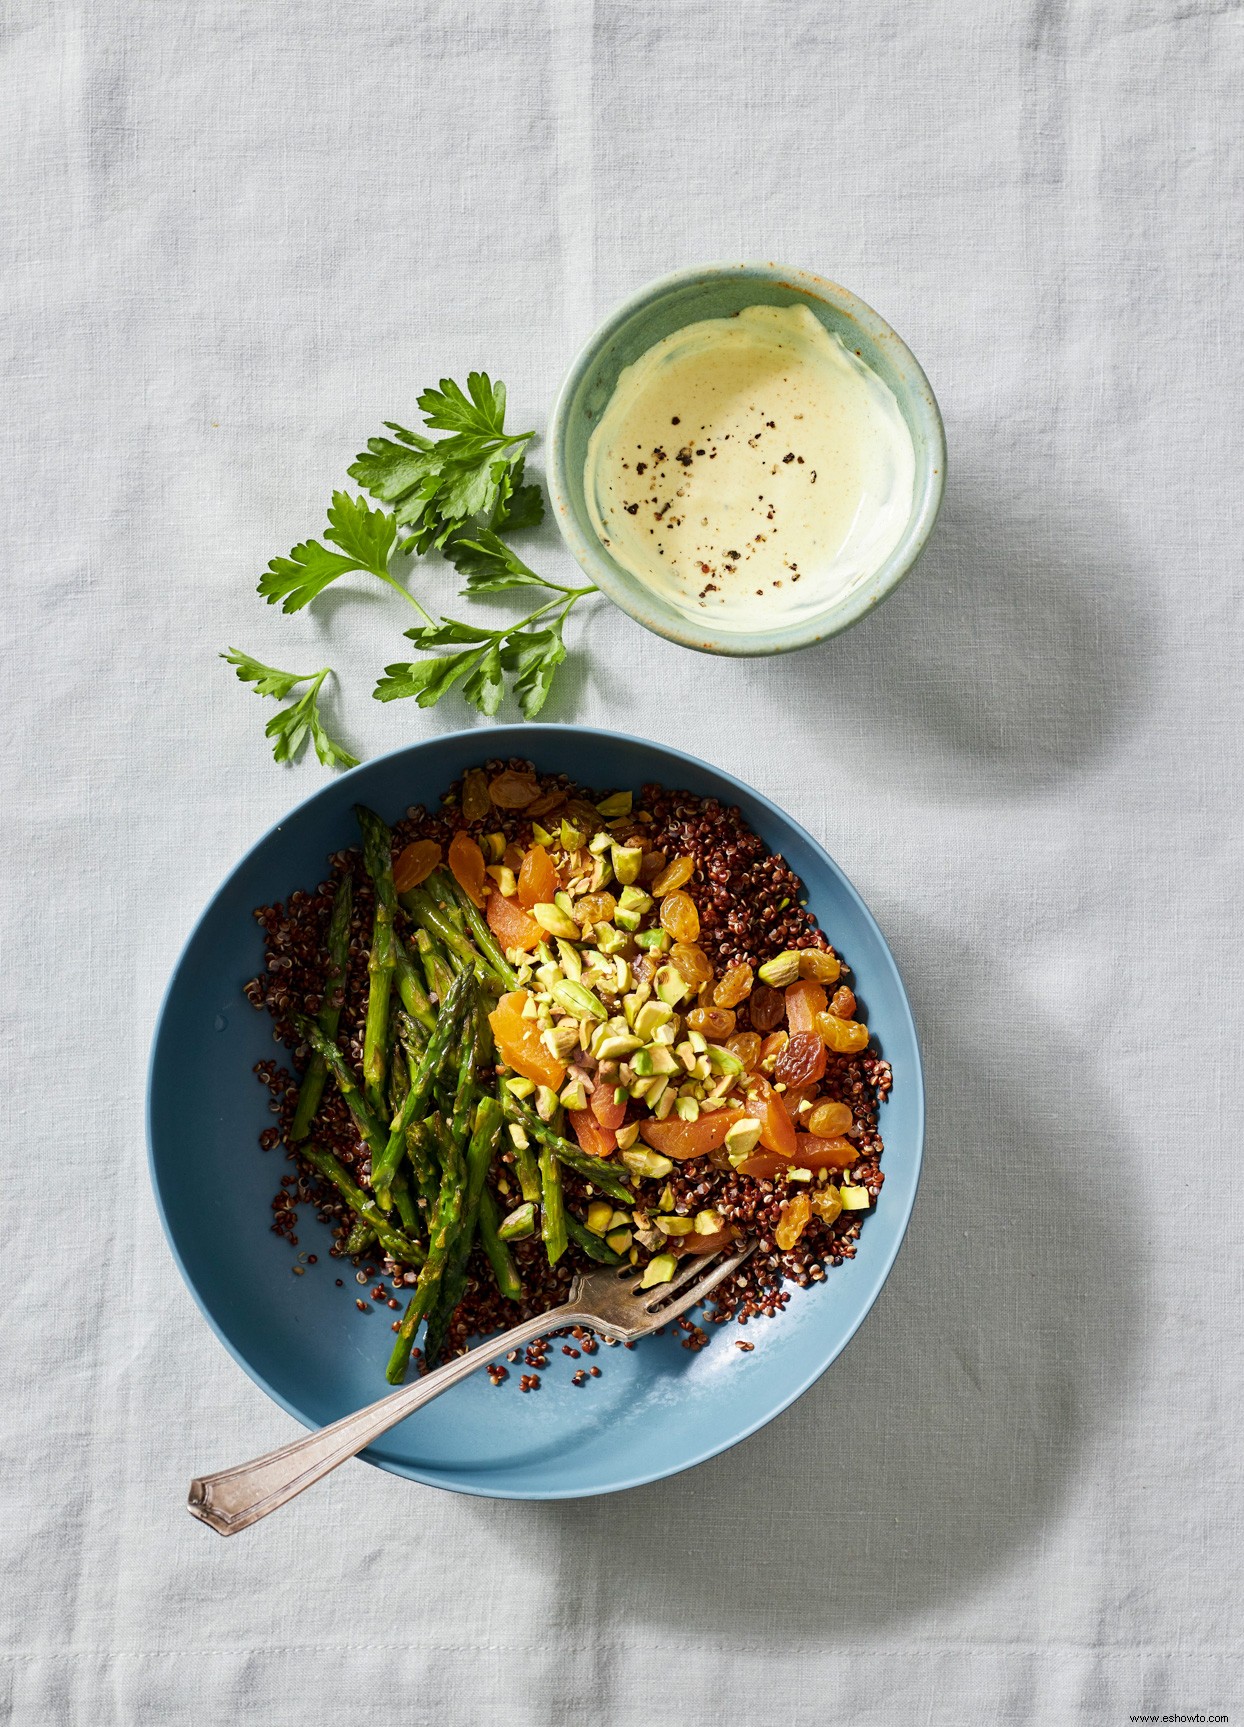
xmin=188 ymin=1241 xmax=753 ymax=1534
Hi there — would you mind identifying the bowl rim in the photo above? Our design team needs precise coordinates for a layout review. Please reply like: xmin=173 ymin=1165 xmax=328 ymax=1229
xmin=146 ymin=724 xmax=925 ymax=1499
xmin=546 ymin=260 xmax=947 ymax=658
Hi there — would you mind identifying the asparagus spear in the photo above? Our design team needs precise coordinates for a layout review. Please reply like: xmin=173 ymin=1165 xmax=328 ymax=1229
xmin=405 ymin=887 xmax=493 ymax=981
xmin=449 ymin=991 xmax=480 ymax=1148
xmin=390 ymin=1171 xmax=422 ymax=1241
xmin=342 ymin=1217 xmax=376 ymax=1258
xmin=565 ymin=1212 xmax=624 ymax=1265
xmin=501 ymin=1095 xmax=634 ymax=1205
xmin=505 ymin=1114 xmax=542 ymax=1204
xmin=356 ymin=806 xmax=399 ymax=1117
xmin=539 ymin=1139 xmax=567 ymax=1265
xmin=386 ymin=1128 xmax=466 ymax=1383
xmin=478 ymin=1187 xmax=524 ymax=1301
xmin=369 ymin=969 xmax=472 ymax=1200
xmin=388 ymin=1042 xmax=410 ymax=1119
xmin=431 ymin=871 xmax=518 ymax=989
xmin=288 ymin=875 xmax=353 ymax=1143
xmin=404 ymin=1115 xmax=441 ymax=1216
xmin=414 ymin=927 xmax=456 ymax=1002
xmin=423 ymin=1096 xmax=504 ymax=1364
xmin=294 ymin=1017 xmax=387 ymax=1165
xmin=299 ymin=1142 xmax=425 ymax=1268
xmin=393 ymin=941 xmax=437 ymax=1034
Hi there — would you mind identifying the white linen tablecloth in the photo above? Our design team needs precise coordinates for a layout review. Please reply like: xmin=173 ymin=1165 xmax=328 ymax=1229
xmin=2 ymin=3 xmax=1240 ymax=1722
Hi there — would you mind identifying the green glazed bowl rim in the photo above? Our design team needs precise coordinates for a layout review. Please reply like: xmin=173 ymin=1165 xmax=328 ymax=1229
xmin=546 ymin=261 xmax=946 ymax=657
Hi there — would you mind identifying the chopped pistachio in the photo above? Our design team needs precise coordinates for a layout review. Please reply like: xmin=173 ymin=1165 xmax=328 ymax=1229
xmin=534 ymin=940 xmax=555 ymax=966
xmin=596 ymin=923 xmax=629 ymax=956
xmin=701 ymin=1096 xmax=729 ymax=1114
xmin=840 ymin=1184 xmax=871 ymax=1211
xmin=481 ymin=832 xmax=505 ymax=862
xmin=606 ymin=1227 xmax=633 ymax=1254
xmin=486 ymin=863 xmax=517 ymax=896
xmin=620 ymin=1147 xmax=673 ymax=1180
xmin=611 ymin=843 xmax=643 ymax=885
xmin=596 ymin=790 xmax=633 ymax=818
xmin=559 ymin=1079 xmax=588 ymax=1111
xmin=650 ymin=1021 xmax=678 ymax=1048
xmin=675 ymin=1095 xmax=700 ymax=1122
xmin=656 ymin=1184 xmax=675 ymax=1211
xmin=691 ymin=1056 xmax=712 ymax=1082
xmin=707 ymin=1073 xmax=736 ymax=1100
xmin=629 ymin=1246 xmax=640 ymax=1265
xmin=534 ymin=1085 xmax=559 ymax=1121
xmin=535 ymin=961 xmax=562 ymax=991
xmin=630 ymin=1048 xmax=656 ymax=1078
xmin=588 ymin=828 xmax=614 ymax=855
xmin=554 ymin=889 xmax=575 ymax=917
xmin=645 ymin=1044 xmax=679 ymax=1075
xmin=505 ymin=1077 xmax=536 ymax=1102
xmin=585 ymin=1199 xmax=614 ymax=1236
xmin=555 ymin=939 xmax=582 ymax=981
xmin=579 ymin=1019 xmax=592 ymax=1052
xmin=757 ymin=950 xmax=801 ymax=988
xmin=613 ymin=955 xmax=632 ymax=993
xmin=543 ymin=1021 xmax=581 ymax=1061
xmin=655 ymin=966 xmax=689 ymax=1006
xmin=560 ymin=818 xmax=585 ymax=852
xmin=533 ymin=902 xmax=580 ymax=940
xmin=655 ymin=1215 xmax=694 ymax=1236
xmin=639 ymin=1252 xmax=677 ymax=1289
xmin=551 ymin=979 xmax=607 ymax=1020
xmin=694 ymin=1208 xmax=726 ymax=1234
xmin=608 ymin=1208 xmax=632 ymax=1230
xmin=497 ymin=1201 xmax=537 ymax=1240
xmin=508 ymin=1122 xmax=531 ymax=1150
xmin=514 ymin=960 xmax=534 ymax=983
xmin=531 ymin=821 xmax=556 ymax=846
xmin=617 ymin=884 xmax=653 ymax=915
xmin=674 ymin=1040 xmax=698 ymax=1073
xmin=787 ymin=1166 xmax=812 ymax=1182
xmin=613 ymin=906 xmax=642 ymax=932
xmin=724 ymin=1118 xmax=762 ymax=1158
xmin=594 ymin=1030 xmax=643 ymax=1062
xmin=652 ymin=1081 xmax=676 ymax=1118
xmin=634 ymin=927 xmax=672 ymax=952
xmin=633 ymin=999 xmax=673 ymax=1041
xmin=706 ymin=1044 xmax=745 ymax=1074
xmin=615 ymin=1121 xmax=641 ymax=1152
xmin=687 ymin=1029 xmax=708 ymax=1053
xmin=520 ymin=993 xmax=542 ymax=1020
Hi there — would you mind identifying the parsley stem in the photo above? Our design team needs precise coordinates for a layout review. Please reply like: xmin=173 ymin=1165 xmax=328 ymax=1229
xmin=377 ymin=569 xmax=437 ymax=627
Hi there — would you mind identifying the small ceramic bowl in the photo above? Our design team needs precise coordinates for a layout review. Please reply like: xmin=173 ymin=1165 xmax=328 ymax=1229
xmin=546 ymin=262 xmax=946 ymax=657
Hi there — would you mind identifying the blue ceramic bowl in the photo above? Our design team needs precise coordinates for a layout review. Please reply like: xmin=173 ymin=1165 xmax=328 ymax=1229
xmin=148 ymin=727 xmax=924 ymax=1499
xmin=547 ymin=262 xmax=946 ymax=657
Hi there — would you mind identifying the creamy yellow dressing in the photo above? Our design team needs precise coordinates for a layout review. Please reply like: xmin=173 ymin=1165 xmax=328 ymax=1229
xmin=584 ymin=304 xmax=916 ymax=633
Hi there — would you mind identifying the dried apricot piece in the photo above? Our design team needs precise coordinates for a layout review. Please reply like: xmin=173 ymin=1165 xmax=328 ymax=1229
xmin=785 ymin=979 xmax=827 ymax=1035
xmin=517 ymin=844 xmax=558 ymax=909
xmin=714 ymin=963 xmax=754 ymax=1008
xmin=798 ymin=950 xmax=842 ymax=984
xmin=659 ymin=891 xmax=700 ymax=943
xmin=793 ymin=1133 xmax=856 ymax=1171
xmin=488 ymin=989 xmax=566 ymax=1089
xmin=669 ymin=942 xmax=713 ymax=989
xmin=461 ymin=769 xmax=492 ymax=823
xmin=448 ymin=831 xmax=488 ymax=907
xmin=681 ymin=1225 xmax=738 ymax=1256
xmin=807 ymin=1100 xmax=854 ymax=1138
xmin=393 ymin=839 xmax=442 ymax=894
xmin=775 ymin=1030 xmax=827 ymax=1088
xmin=651 ymin=854 xmax=695 ymax=897
xmin=590 ymin=1084 xmax=627 ymax=1131
xmin=687 ymin=1005 xmax=736 ymax=1040
xmin=638 ymin=1108 xmax=746 ymax=1161
xmin=486 ymin=891 xmax=544 ymax=954
xmin=488 ymin=768 xmax=541 ymax=809
xmin=740 ymin=1074 xmax=797 ymax=1159
xmin=816 ymin=1014 xmax=870 ymax=1054
xmin=749 ymin=983 xmax=786 ymax=1032
xmin=567 ymin=1106 xmax=617 ymax=1159
xmin=775 ymin=1192 xmax=811 ymax=1251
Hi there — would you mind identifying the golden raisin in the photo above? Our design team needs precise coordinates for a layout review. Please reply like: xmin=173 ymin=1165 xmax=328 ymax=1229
xmin=565 ymin=796 xmax=604 ymax=833
xmin=749 ymin=983 xmax=786 ymax=1032
xmin=811 ymin=1187 xmax=843 ymax=1225
xmin=448 ymin=831 xmax=488 ymax=907
xmin=461 ymin=769 xmax=492 ymax=823
xmin=816 ymin=1013 xmax=869 ymax=1054
xmin=488 ymin=769 xmax=541 ymax=809
xmin=725 ymin=1031 xmax=762 ymax=1070
xmin=829 ymin=986 xmax=857 ymax=1019
xmin=574 ymin=891 xmax=617 ymax=928
xmin=798 ymin=950 xmax=842 ymax=984
xmin=660 ymin=891 xmax=700 ymax=943
xmin=651 ymin=854 xmax=695 ymax=897
xmin=393 ymin=839 xmax=442 ymax=894
xmin=807 ymin=1099 xmax=854 ymax=1138
xmin=686 ymin=1006 xmax=737 ymax=1040
xmin=668 ymin=942 xmax=713 ymax=989
xmin=775 ymin=1192 xmax=811 ymax=1251
xmin=525 ymin=789 xmax=566 ymax=820
xmin=713 ymin=963 xmax=753 ymax=1008
xmin=774 ymin=1031 xmax=827 ymax=1088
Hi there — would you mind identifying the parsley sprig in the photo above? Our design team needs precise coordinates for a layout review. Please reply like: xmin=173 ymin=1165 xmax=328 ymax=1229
xmin=225 ymin=370 xmax=596 ymax=766
xmin=222 ymin=651 xmax=358 ymax=768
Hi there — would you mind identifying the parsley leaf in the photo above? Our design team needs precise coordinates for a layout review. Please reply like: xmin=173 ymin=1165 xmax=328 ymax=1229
xmin=442 ymin=529 xmax=549 ymax=593
xmin=257 ymin=492 xmax=400 ymax=613
xmin=348 ymin=372 xmax=534 ymax=553
xmin=222 ymin=650 xmax=358 ymax=769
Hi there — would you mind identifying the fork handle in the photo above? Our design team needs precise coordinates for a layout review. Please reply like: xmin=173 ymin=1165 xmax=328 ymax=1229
xmin=188 ymin=1305 xmax=590 ymax=1535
